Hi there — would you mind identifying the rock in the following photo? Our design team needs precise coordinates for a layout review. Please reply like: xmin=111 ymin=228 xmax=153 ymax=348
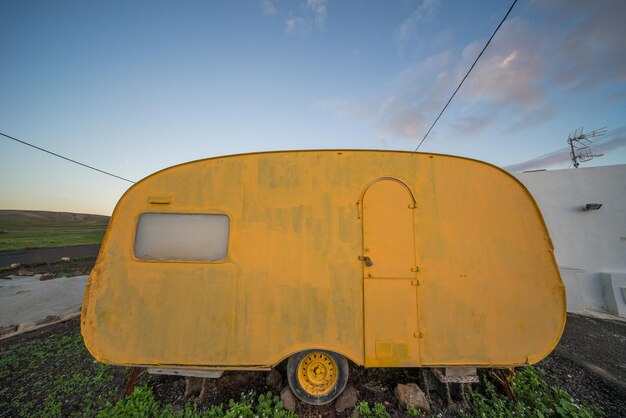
xmin=39 ymin=272 xmax=56 ymax=281
xmin=280 ymin=386 xmax=297 ymax=412
xmin=10 ymin=263 xmax=21 ymax=269
xmin=61 ymin=257 xmax=70 ymax=262
xmin=394 ymin=383 xmax=430 ymax=414
xmin=35 ymin=315 xmax=61 ymax=326
xmin=16 ymin=268 xmax=34 ymax=276
xmin=266 ymin=369 xmax=282 ymax=391
xmin=335 ymin=385 xmax=358 ymax=413
xmin=183 ymin=377 xmax=203 ymax=398
xmin=0 ymin=324 xmax=18 ymax=337
xmin=17 ymin=323 xmax=36 ymax=332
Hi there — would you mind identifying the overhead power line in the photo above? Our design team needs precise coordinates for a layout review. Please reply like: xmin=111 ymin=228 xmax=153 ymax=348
xmin=415 ymin=0 xmax=518 ymax=151
xmin=0 ymin=131 xmax=136 ymax=184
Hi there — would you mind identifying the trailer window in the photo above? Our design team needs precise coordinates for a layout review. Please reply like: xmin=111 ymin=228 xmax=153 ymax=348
xmin=134 ymin=213 xmax=229 ymax=261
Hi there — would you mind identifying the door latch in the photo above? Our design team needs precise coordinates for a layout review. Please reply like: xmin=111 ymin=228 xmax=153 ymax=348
xmin=358 ymin=255 xmax=374 ymax=267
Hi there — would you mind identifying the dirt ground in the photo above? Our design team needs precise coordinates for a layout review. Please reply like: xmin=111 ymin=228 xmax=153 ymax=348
xmin=539 ymin=313 xmax=626 ymax=417
xmin=1 ymin=312 xmax=624 ymax=417
xmin=0 ymin=256 xmax=96 ymax=277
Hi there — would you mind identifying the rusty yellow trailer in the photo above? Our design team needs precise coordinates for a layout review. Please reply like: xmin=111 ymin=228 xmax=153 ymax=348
xmin=81 ymin=150 xmax=565 ymax=404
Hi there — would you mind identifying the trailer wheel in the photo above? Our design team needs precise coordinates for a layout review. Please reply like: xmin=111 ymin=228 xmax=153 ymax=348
xmin=286 ymin=349 xmax=349 ymax=405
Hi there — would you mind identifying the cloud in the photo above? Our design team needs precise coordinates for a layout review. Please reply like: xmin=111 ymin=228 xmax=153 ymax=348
xmin=606 ymin=90 xmax=626 ymax=102
xmin=306 ymin=0 xmax=327 ymax=25
xmin=503 ymin=127 xmax=626 ymax=172
xmin=320 ymin=16 xmax=551 ymax=140
xmin=591 ymin=128 xmax=626 ymax=154
xmin=502 ymin=104 xmax=559 ymax=134
xmin=281 ymin=0 xmax=327 ymax=35
xmin=503 ymin=148 xmax=571 ymax=173
xmin=371 ymin=50 xmax=455 ymax=139
xmin=285 ymin=17 xmax=306 ymax=34
xmin=450 ymin=114 xmax=496 ymax=137
xmin=260 ymin=0 xmax=277 ymax=16
xmin=318 ymin=1 xmax=626 ymax=142
xmin=459 ymin=18 xmax=547 ymax=109
xmin=394 ymin=0 xmax=437 ymax=48
xmin=542 ymin=1 xmax=626 ymax=90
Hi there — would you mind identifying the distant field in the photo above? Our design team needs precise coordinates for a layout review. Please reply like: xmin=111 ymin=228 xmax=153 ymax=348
xmin=0 ymin=210 xmax=109 ymax=251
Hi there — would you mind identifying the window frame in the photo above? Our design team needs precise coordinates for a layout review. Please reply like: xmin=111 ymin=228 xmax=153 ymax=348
xmin=131 ymin=212 xmax=231 ymax=264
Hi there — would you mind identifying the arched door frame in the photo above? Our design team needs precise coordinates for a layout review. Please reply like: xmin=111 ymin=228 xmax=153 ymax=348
xmin=358 ymin=177 xmax=416 ymax=220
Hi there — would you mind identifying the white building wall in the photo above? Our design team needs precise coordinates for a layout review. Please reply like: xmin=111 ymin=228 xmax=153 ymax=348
xmin=514 ymin=165 xmax=626 ymax=317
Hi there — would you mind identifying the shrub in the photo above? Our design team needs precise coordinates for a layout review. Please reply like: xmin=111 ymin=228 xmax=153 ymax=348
xmin=97 ymin=387 xmax=297 ymax=418
xmin=462 ymin=367 xmax=603 ymax=417
xmin=356 ymin=401 xmax=391 ymax=418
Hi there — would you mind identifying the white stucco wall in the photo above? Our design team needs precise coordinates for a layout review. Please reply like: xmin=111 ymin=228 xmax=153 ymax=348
xmin=514 ymin=165 xmax=626 ymax=317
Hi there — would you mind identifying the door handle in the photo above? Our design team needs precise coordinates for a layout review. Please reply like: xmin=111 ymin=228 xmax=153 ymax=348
xmin=359 ymin=255 xmax=374 ymax=267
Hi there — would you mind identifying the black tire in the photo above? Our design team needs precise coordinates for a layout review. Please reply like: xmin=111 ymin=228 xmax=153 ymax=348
xmin=286 ymin=349 xmax=349 ymax=405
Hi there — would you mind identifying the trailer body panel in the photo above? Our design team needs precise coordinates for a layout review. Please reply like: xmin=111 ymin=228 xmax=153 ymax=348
xmin=81 ymin=150 xmax=565 ymax=369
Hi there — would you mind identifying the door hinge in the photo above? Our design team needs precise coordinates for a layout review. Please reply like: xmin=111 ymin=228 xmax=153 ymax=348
xmin=411 ymin=266 xmax=420 ymax=272
xmin=411 ymin=279 xmax=420 ymax=286
xmin=413 ymin=331 xmax=423 ymax=338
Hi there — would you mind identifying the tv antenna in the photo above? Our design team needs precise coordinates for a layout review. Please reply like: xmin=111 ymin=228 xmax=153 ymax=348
xmin=567 ymin=126 xmax=606 ymax=168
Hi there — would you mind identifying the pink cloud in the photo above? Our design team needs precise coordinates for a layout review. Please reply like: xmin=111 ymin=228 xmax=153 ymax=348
xmin=316 ymin=1 xmax=626 ymax=142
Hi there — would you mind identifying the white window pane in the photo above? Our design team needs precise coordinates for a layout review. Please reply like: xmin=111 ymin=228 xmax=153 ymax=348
xmin=135 ymin=214 xmax=229 ymax=261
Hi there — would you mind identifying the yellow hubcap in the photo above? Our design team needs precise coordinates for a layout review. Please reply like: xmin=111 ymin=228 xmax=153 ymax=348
xmin=297 ymin=352 xmax=338 ymax=396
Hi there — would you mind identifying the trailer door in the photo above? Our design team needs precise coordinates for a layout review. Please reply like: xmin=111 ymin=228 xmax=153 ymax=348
xmin=361 ymin=178 xmax=421 ymax=367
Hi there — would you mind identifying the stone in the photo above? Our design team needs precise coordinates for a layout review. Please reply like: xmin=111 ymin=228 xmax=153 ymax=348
xmin=17 ymin=323 xmax=36 ymax=332
xmin=335 ymin=385 xmax=358 ymax=413
xmin=10 ymin=263 xmax=21 ymax=269
xmin=183 ymin=377 xmax=203 ymax=398
xmin=35 ymin=315 xmax=61 ymax=326
xmin=61 ymin=257 xmax=71 ymax=262
xmin=394 ymin=383 xmax=430 ymax=414
xmin=39 ymin=272 xmax=56 ymax=281
xmin=0 ymin=324 xmax=18 ymax=337
xmin=266 ymin=369 xmax=282 ymax=391
xmin=16 ymin=268 xmax=34 ymax=276
xmin=280 ymin=386 xmax=297 ymax=412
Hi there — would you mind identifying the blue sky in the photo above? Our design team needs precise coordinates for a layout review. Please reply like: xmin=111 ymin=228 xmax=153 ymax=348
xmin=1 ymin=0 xmax=625 ymax=215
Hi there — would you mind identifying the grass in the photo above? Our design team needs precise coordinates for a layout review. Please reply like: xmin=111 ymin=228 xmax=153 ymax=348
xmin=0 ymin=318 xmax=604 ymax=417
xmin=356 ymin=401 xmax=392 ymax=418
xmin=461 ymin=367 xmax=603 ymax=417
xmin=0 ymin=319 xmax=297 ymax=417
xmin=98 ymin=388 xmax=297 ymax=418
xmin=0 ymin=322 xmax=128 ymax=417
xmin=0 ymin=210 xmax=108 ymax=251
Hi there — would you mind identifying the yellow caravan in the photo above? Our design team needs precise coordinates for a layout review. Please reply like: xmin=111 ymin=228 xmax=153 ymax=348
xmin=81 ymin=150 xmax=565 ymax=404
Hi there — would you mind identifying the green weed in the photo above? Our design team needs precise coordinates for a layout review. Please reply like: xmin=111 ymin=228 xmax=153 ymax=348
xmin=0 ymin=323 xmax=127 ymax=417
xmin=97 ymin=387 xmax=297 ymax=418
xmin=404 ymin=405 xmax=422 ymax=416
xmin=461 ymin=366 xmax=603 ymax=417
xmin=356 ymin=400 xmax=391 ymax=418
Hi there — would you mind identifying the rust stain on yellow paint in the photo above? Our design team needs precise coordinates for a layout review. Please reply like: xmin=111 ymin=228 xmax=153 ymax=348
xmin=81 ymin=150 xmax=566 ymax=370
